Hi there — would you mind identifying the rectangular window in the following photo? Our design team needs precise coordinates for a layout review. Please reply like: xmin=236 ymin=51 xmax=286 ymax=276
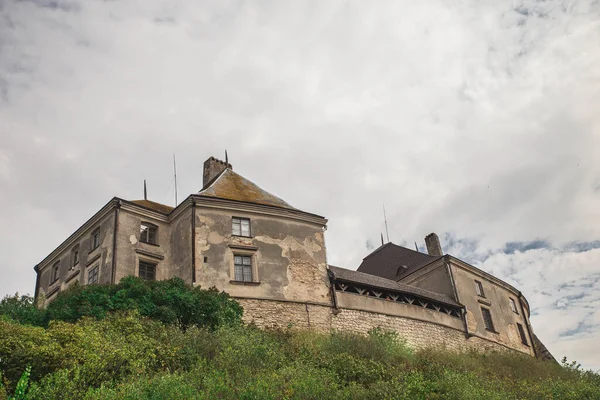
xmin=232 ymin=217 xmax=251 ymax=237
xmin=139 ymin=261 xmax=157 ymax=281
xmin=475 ymin=280 xmax=485 ymax=297
xmin=509 ymin=298 xmax=519 ymax=314
xmin=91 ymin=228 xmax=100 ymax=250
xmin=140 ymin=223 xmax=158 ymax=245
xmin=88 ymin=265 xmax=99 ymax=285
xmin=481 ymin=307 xmax=495 ymax=332
xmin=71 ymin=246 xmax=80 ymax=268
xmin=50 ymin=261 xmax=60 ymax=284
xmin=234 ymin=255 xmax=252 ymax=282
xmin=517 ymin=323 xmax=528 ymax=345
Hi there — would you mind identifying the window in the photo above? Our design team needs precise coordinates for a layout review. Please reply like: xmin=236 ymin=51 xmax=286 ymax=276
xmin=50 ymin=261 xmax=60 ymax=284
xmin=140 ymin=223 xmax=158 ymax=245
xmin=88 ymin=265 xmax=99 ymax=285
xmin=475 ymin=280 xmax=485 ymax=297
xmin=481 ymin=307 xmax=495 ymax=332
xmin=232 ymin=217 xmax=251 ymax=237
xmin=91 ymin=228 xmax=100 ymax=250
xmin=509 ymin=298 xmax=519 ymax=314
xmin=517 ymin=323 xmax=528 ymax=345
xmin=71 ymin=246 xmax=80 ymax=269
xmin=234 ymin=255 xmax=252 ymax=282
xmin=139 ymin=260 xmax=156 ymax=281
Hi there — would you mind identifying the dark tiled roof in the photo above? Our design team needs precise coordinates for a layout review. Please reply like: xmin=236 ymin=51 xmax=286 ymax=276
xmin=198 ymin=168 xmax=296 ymax=210
xmin=130 ymin=200 xmax=174 ymax=214
xmin=328 ymin=265 xmax=461 ymax=307
xmin=357 ymin=243 xmax=442 ymax=281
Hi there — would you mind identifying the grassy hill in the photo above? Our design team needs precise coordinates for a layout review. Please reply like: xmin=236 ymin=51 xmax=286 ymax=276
xmin=1 ymin=278 xmax=598 ymax=400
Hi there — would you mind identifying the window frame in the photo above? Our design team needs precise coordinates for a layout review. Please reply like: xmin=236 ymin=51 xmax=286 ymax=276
xmin=138 ymin=260 xmax=157 ymax=281
xmin=87 ymin=264 xmax=99 ymax=285
xmin=516 ymin=323 xmax=529 ymax=346
xmin=71 ymin=245 xmax=80 ymax=269
xmin=50 ymin=261 xmax=60 ymax=284
xmin=474 ymin=280 xmax=485 ymax=298
xmin=480 ymin=307 xmax=496 ymax=332
xmin=139 ymin=222 xmax=158 ymax=245
xmin=509 ymin=297 xmax=519 ymax=314
xmin=90 ymin=228 xmax=101 ymax=251
xmin=232 ymin=217 xmax=252 ymax=238
xmin=233 ymin=254 xmax=253 ymax=282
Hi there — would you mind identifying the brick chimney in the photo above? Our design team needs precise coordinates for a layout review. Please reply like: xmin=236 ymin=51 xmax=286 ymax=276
xmin=202 ymin=157 xmax=232 ymax=188
xmin=425 ymin=233 xmax=443 ymax=256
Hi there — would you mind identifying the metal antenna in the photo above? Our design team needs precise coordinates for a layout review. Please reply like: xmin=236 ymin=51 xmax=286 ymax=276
xmin=415 ymin=242 xmax=419 ymax=252
xmin=144 ymin=179 xmax=147 ymax=200
xmin=381 ymin=233 xmax=384 ymax=246
xmin=383 ymin=204 xmax=390 ymax=243
xmin=225 ymin=150 xmax=229 ymax=167
xmin=173 ymin=154 xmax=178 ymax=206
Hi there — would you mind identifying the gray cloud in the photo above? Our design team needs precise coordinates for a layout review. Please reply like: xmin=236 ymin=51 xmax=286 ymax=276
xmin=1 ymin=0 xmax=599 ymax=369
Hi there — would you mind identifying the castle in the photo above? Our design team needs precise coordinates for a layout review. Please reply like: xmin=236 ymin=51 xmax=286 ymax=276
xmin=33 ymin=156 xmax=555 ymax=361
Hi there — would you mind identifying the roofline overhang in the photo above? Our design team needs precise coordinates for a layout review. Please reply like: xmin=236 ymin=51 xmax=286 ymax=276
xmin=34 ymin=197 xmax=120 ymax=273
xmin=191 ymin=194 xmax=328 ymax=227
xmin=328 ymin=266 xmax=463 ymax=309
xmin=445 ymin=255 xmax=531 ymax=313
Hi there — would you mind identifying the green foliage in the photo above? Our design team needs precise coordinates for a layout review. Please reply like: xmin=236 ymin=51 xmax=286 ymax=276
xmin=45 ymin=277 xmax=243 ymax=330
xmin=1 ymin=307 xmax=599 ymax=399
xmin=0 ymin=294 xmax=46 ymax=326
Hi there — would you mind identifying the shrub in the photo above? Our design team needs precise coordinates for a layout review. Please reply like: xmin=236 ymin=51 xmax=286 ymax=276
xmin=45 ymin=276 xmax=243 ymax=330
xmin=0 ymin=294 xmax=46 ymax=327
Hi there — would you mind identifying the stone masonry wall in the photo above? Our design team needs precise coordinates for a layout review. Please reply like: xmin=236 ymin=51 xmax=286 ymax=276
xmin=238 ymin=298 xmax=531 ymax=356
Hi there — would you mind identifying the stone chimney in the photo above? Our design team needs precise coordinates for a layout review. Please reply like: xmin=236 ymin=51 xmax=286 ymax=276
xmin=425 ymin=233 xmax=443 ymax=256
xmin=203 ymin=157 xmax=232 ymax=188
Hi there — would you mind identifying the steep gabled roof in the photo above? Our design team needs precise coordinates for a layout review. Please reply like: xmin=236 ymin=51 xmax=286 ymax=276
xmin=130 ymin=199 xmax=174 ymax=214
xmin=328 ymin=265 xmax=460 ymax=307
xmin=357 ymin=242 xmax=442 ymax=281
xmin=198 ymin=168 xmax=296 ymax=210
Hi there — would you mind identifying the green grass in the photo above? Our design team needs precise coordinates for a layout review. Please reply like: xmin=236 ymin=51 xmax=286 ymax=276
xmin=1 ymin=314 xmax=599 ymax=399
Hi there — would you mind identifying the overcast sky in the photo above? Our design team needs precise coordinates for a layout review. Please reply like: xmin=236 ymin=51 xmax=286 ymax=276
xmin=1 ymin=0 xmax=599 ymax=369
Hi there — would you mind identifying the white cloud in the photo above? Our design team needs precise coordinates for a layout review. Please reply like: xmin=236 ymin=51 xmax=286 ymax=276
xmin=1 ymin=0 xmax=599 ymax=369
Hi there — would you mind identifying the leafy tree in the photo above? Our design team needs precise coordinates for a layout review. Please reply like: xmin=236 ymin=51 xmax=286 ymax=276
xmin=0 ymin=294 xmax=45 ymax=326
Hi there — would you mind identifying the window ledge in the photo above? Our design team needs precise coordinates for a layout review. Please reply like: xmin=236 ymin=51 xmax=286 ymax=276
xmin=229 ymin=280 xmax=261 ymax=286
xmin=485 ymin=328 xmax=500 ymax=334
xmin=140 ymin=241 xmax=160 ymax=247
xmin=65 ymin=270 xmax=80 ymax=283
xmin=477 ymin=299 xmax=492 ymax=306
xmin=88 ymin=247 xmax=100 ymax=254
xmin=47 ymin=286 xmax=60 ymax=298
xmin=86 ymin=253 xmax=102 ymax=267
xmin=135 ymin=249 xmax=164 ymax=260
xmin=228 ymin=244 xmax=258 ymax=251
xmin=232 ymin=234 xmax=254 ymax=239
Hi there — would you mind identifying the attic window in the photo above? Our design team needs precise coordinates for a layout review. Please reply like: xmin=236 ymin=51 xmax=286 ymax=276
xmin=474 ymin=280 xmax=485 ymax=297
xmin=232 ymin=217 xmax=251 ymax=237
xmin=509 ymin=298 xmax=519 ymax=314
xmin=71 ymin=245 xmax=80 ymax=269
xmin=90 ymin=228 xmax=100 ymax=250
xmin=50 ymin=261 xmax=60 ymax=284
xmin=140 ymin=223 xmax=158 ymax=245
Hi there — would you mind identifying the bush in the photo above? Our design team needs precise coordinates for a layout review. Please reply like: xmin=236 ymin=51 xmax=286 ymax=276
xmin=0 ymin=294 xmax=46 ymax=326
xmin=45 ymin=277 xmax=243 ymax=330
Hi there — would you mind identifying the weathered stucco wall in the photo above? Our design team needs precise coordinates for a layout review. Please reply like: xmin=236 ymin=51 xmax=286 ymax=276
xmin=193 ymin=206 xmax=329 ymax=303
xmin=400 ymin=260 xmax=455 ymax=299
xmin=38 ymin=210 xmax=116 ymax=306
xmin=238 ymin=298 xmax=531 ymax=356
xmin=114 ymin=207 xmax=192 ymax=284
xmin=451 ymin=262 xmax=535 ymax=356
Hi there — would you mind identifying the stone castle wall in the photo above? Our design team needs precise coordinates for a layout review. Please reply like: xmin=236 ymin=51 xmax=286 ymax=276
xmin=237 ymin=298 xmax=532 ymax=356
